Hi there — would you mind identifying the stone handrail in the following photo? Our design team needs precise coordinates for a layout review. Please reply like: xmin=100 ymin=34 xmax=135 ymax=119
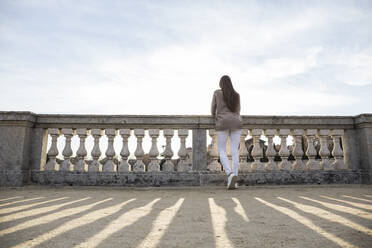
xmin=0 ymin=111 xmax=371 ymax=186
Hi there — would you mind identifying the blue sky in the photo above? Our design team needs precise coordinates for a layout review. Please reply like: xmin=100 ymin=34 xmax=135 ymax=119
xmin=1 ymin=0 xmax=371 ymax=115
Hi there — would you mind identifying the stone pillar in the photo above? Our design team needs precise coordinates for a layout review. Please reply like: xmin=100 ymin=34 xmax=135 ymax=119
xmin=306 ymin=129 xmax=321 ymax=170
xmin=177 ymin=129 xmax=190 ymax=171
xmin=118 ymin=129 xmax=131 ymax=172
xmin=358 ymin=125 xmax=372 ymax=182
xmin=45 ymin=128 xmax=60 ymax=171
xmin=354 ymin=114 xmax=372 ymax=183
xmin=239 ymin=129 xmax=250 ymax=171
xmin=0 ymin=112 xmax=35 ymax=186
xmin=264 ymin=129 xmax=277 ymax=171
xmin=103 ymin=129 xmax=117 ymax=172
xmin=163 ymin=129 xmax=174 ymax=171
xmin=192 ymin=129 xmax=207 ymax=171
xmin=343 ymin=129 xmax=359 ymax=171
xmin=318 ymin=129 xmax=331 ymax=170
xmin=251 ymin=129 xmax=265 ymax=171
xmin=60 ymin=128 xmax=74 ymax=171
xmin=29 ymin=127 xmax=48 ymax=171
xmin=133 ymin=129 xmax=145 ymax=172
xmin=207 ymin=129 xmax=221 ymax=171
xmin=291 ymin=129 xmax=305 ymax=170
xmin=75 ymin=128 xmax=88 ymax=172
xmin=90 ymin=129 xmax=102 ymax=172
xmin=147 ymin=129 xmax=160 ymax=172
xmin=278 ymin=129 xmax=291 ymax=171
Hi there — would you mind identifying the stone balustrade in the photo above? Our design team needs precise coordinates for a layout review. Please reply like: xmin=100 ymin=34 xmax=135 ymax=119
xmin=0 ymin=111 xmax=371 ymax=186
xmin=207 ymin=128 xmax=347 ymax=172
xmin=42 ymin=128 xmax=192 ymax=173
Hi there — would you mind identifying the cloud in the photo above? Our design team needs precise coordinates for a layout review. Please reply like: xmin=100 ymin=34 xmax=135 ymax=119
xmin=0 ymin=0 xmax=371 ymax=115
xmin=331 ymin=47 xmax=372 ymax=86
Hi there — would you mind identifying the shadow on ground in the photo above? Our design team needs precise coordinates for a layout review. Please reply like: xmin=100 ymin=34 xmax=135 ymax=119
xmin=0 ymin=185 xmax=371 ymax=248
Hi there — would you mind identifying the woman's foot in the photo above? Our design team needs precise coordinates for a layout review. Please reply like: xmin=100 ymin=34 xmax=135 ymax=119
xmin=227 ymin=173 xmax=237 ymax=190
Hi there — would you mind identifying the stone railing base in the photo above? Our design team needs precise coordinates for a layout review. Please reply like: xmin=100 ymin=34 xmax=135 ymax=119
xmin=29 ymin=170 xmax=364 ymax=187
xmin=0 ymin=170 xmax=30 ymax=187
xmin=361 ymin=170 xmax=372 ymax=184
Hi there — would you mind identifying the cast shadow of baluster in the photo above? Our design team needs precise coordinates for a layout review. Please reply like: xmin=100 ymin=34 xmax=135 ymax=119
xmin=35 ymin=196 xmax=160 ymax=248
xmin=0 ymin=196 xmax=23 ymax=205
xmin=95 ymin=196 xmax=180 ymax=248
xmin=0 ymin=197 xmax=46 ymax=210
xmin=211 ymin=189 xmax=351 ymax=248
xmin=319 ymin=194 xmax=372 ymax=212
xmin=156 ymin=194 xmax=216 ymax=248
xmin=0 ymin=196 xmax=119 ymax=248
xmin=284 ymin=193 xmax=372 ymax=232
xmin=0 ymin=196 xmax=72 ymax=217
xmin=0 ymin=196 xmax=22 ymax=202
xmin=255 ymin=192 xmax=372 ymax=248
xmin=211 ymin=193 xmax=269 ymax=248
xmin=0 ymin=197 xmax=93 ymax=232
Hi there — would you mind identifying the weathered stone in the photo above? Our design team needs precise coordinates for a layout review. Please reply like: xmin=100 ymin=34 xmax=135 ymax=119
xmin=133 ymin=129 xmax=145 ymax=171
xmin=29 ymin=170 xmax=362 ymax=186
xmin=177 ymin=129 xmax=190 ymax=172
xmin=207 ymin=129 xmax=220 ymax=171
xmin=60 ymin=129 xmax=74 ymax=171
xmin=239 ymin=129 xmax=250 ymax=171
xmin=278 ymin=129 xmax=292 ymax=170
xmin=318 ymin=129 xmax=332 ymax=170
xmin=118 ymin=129 xmax=131 ymax=172
xmin=147 ymin=129 xmax=160 ymax=172
xmin=251 ymin=129 xmax=265 ymax=171
xmin=44 ymin=128 xmax=60 ymax=171
xmin=89 ymin=129 xmax=102 ymax=172
xmin=291 ymin=129 xmax=306 ymax=171
xmin=264 ymin=129 xmax=278 ymax=171
xmin=192 ymin=129 xmax=207 ymax=171
xmin=103 ymin=129 xmax=117 ymax=172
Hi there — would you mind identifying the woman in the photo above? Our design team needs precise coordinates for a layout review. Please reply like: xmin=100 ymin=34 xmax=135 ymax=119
xmin=211 ymin=75 xmax=242 ymax=190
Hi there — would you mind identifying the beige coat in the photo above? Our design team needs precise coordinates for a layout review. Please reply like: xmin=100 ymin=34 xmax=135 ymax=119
xmin=211 ymin=89 xmax=242 ymax=131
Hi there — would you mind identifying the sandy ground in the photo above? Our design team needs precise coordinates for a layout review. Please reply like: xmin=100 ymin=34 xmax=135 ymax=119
xmin=0 ymin=184 xmax=371 ymax=248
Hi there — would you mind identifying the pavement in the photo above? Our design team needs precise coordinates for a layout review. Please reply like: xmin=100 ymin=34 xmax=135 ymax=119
xmin=0 ymin=184 xmax=372 ymax=248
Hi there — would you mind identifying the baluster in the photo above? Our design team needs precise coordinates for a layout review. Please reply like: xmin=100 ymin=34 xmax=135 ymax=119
xmin=239 ymin=129 xmax=249 ymax=171
xmin=147 ymin=129 xmax=160 ymax=171
xmin=163 ymin=129 xmax=174 ymax=171
xmin=264 ymin=129 xmax=277 ymax=171
xmin=177 ymin=129 xmax=190 ymax=171
xmin=318 ymin=129 xmax=331 ymax=170
xmin=118 ymin=129 xmax=131 ymax=171
xmin=250 ymin=129 xmax=265 ymax=171
xmin=207 ymin=129 xmax=221 ymax=171
xmin=291 ymin=129 xmax=305 ymax=170
xmin=133 ymin=129 xmax=145 ymax=171
xmin=45 ymin=128 xmax=60 ymax=171
xmin=278 ymin=129 xmax=291 ymax=170
xmin=75 ymin=128 xmax=88 ymax=172
xmin=103 ymin=129 xmax=117 ymax=172
xmin=90 ymin=129 xmax=102 ymax=172
xmin=60 ymin=129 xmax=74 ymax=171
xmin=331 ymin=129 xmax=347 ymax=169
xmin=305 ymin=129 xmax=320 ymax=170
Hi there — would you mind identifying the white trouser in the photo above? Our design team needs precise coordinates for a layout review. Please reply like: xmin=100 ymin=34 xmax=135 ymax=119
xmin=217 ymin=129 xmax=241 ymax=176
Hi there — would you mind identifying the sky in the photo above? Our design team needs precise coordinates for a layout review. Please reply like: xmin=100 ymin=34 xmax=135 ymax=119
xmin=1 ymin=0 xmax=372 ymax=116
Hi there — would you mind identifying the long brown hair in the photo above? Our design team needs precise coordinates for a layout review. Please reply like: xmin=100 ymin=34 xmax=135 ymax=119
xmin=219 ymin=75 xmax=239 ymax=112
